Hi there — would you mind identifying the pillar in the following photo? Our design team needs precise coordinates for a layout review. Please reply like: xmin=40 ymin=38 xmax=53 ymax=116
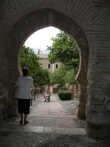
xmin=86 ymin=17 xmax=110 ymax=141
xmin=76 ymin=46 xmax=88 ymax=120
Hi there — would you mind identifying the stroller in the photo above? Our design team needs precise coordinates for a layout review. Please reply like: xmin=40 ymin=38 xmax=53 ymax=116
xmin=43 ymin=95 xmax=50 ymax=102
xmin=47 ymin=95 xmax=50 ymax=102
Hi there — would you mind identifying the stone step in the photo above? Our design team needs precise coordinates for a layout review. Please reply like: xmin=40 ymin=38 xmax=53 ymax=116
xmin=0 ymin=126 xmax=86 ymax=135
xmin=0 ymin=131 xmax=101 ymax=147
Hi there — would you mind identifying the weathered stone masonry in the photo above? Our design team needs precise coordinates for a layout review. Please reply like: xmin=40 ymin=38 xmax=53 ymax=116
xmin=0 ymin=0 xmax=110 ymax=141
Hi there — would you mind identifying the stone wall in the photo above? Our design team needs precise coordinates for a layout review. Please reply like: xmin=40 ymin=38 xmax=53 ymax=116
xmin=0 ymin=0 xmax=110 ymax=140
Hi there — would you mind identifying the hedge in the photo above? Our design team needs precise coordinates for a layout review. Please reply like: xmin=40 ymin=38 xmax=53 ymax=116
xmin=58 ymin=90 xmax=72 ymax=100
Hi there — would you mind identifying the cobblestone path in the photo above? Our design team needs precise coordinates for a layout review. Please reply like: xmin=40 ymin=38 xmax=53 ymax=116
xmin=0 ymin=94 xmax=102 ymax=147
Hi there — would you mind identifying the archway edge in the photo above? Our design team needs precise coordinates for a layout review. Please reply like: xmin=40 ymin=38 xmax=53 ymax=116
xmin=6 ymin=8 xmax=89 ymax=121
xmin=2 ymin=0 xmax=94 ymax=31
xmin=8 ymin=8 xmax=89 ymax=81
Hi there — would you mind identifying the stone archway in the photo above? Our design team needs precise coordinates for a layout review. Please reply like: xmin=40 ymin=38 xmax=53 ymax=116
xmin=0 ymin=0 xmax=110 ymax=140
xmin=6 ymin=9 xmax=89 ymax=121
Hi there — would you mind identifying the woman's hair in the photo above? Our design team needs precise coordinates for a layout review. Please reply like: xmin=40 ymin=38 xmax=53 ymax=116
xmin=22 ymin=67 xmax=28 ymax=76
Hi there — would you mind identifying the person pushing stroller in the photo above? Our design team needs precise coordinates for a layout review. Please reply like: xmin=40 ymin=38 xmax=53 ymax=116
xmin=44 ymin=86 xmax=51 ymax=102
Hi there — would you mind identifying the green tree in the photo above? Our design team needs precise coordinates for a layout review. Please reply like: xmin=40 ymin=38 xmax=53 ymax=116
xmin=48 ymin=31 xmax=80 ymax=87
xmin=64 ymin=69 xmax=76 ymax=85
xmin=48 ymin=31 xmax=79 ymax=73
xmin=50 ymin=65 xmax=67 ymax=87
xmin=34 ymin=68 xmax=50 ymax=86
xmin=20 ymin=46 xmax=50 ymax=86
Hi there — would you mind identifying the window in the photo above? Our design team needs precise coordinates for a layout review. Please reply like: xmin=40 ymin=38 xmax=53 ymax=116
xmin=48 ymin=64 xmax=50 ymax=69
xmin=56 ymin=64 xmax=58 ymax=69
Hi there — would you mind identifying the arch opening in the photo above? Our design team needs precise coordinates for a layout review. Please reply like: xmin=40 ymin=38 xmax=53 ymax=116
xmin=21 ymin=26 xmax=80 ymax=98
xmin=6 ymin=8 xmax=89 ymax=120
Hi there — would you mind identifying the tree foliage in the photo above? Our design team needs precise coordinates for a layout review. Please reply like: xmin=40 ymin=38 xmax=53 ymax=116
xmin=20 ymin=46 xmax=50 ymax=86
xmin=50 ymin=65 xmax=77 ymax=86
xmin=50 ymin=65 xmax=66 ymax=86
xmin=34 ymin=68 xmax=50 ymax=86
xmin=48 ymin=31 xmax=79 ymax=72
xmin=64 ymin=69 xmax=76 ymax=85
xmin=48 ymin=31 xmax=79 ymax=86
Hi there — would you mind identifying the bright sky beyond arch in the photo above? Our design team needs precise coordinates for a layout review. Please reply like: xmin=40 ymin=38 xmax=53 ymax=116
xmin=24 ymin=26 xmax=60 ymax=54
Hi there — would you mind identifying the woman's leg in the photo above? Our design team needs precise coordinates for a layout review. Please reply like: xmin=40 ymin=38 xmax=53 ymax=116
xmin=24 ymin=99 xmax=30 ymax=124
xmin=24 ymin=114 xmax=28 ymax=122
xmin=18 ymin=99 xmax=24 ymax=124
xmin=20 ymin=113 xmax=23 ymax=124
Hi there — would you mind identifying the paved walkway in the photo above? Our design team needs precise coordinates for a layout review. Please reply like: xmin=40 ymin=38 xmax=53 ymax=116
xmin=0 ymin=94 xmax=102 ymax=147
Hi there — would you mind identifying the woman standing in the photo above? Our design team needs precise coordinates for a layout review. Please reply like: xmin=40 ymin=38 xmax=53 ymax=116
xmin=14 ymin=67 xmax=34 ymax=125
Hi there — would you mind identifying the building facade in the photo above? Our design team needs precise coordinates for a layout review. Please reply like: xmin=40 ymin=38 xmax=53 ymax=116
xmin=38 ymin=54 xmax=61 ymax=72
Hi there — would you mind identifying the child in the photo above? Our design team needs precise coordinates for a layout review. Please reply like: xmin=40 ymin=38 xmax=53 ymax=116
xmin=46 ymin=86 xmax=51 ymax=102
xmin=43 ymin=95 xmax=47 ymax=102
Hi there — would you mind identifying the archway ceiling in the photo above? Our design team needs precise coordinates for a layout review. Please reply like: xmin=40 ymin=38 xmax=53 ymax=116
xmin=1 ymin=0 xmax=98 ymax=31
xmin=11 ymin=9 xmax=88 ymax=51
xmin=7 ymin=9 xmax=89 ymax=83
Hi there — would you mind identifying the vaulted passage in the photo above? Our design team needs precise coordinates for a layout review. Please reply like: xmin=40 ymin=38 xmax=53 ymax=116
xmin=8 ymin=9 xmax=89 ymax=121
xmin=0 ymin=0 xmax=110 ymax=143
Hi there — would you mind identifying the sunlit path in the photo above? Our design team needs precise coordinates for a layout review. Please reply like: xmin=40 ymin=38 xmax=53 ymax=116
xmin=0 ymin=94 xmax=102 ymax=147
xmin=28 ymin=94 xmax=83 ymax=130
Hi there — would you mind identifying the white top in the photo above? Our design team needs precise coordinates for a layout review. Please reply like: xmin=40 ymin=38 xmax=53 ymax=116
xmin=14 ymin=76 xmax=34 ymax=99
